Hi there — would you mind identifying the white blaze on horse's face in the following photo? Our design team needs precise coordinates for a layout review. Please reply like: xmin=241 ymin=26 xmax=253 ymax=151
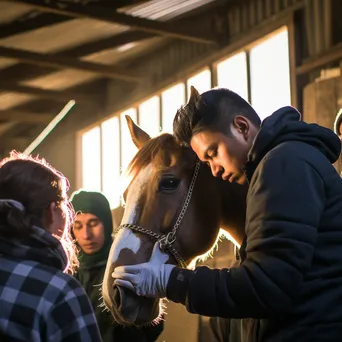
xmin=112 ymin=164 xmax=152 ymax=263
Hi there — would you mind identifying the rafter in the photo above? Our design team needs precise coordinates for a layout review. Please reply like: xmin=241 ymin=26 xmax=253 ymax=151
xmin=0 ymin=81 xmax=97 ymax=104
xmin=0 ymin=13 xmax=70 ymax=39
xmin=0 ymin=0 xmax=151 ymax=40
xmin=63 ymin=30 xmax=154 ymax=57
xmin=0 ymin=46 xmax=141 ymax=82
xmin=10 ymin=0 xmax=217 ymax=45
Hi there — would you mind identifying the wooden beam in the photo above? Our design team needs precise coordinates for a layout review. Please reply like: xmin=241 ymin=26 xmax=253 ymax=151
xmin=0 ymin=81 xmax=96 ymax=104
xmin=0 ymin=13 xmax=70 ymax=39
xmin=11 ymin=0 xmax=217 ymax=45
xmin=296 ymin=43 xmax=342 ymax=75
xmin=0 ymin=1 xmax=151 ymax=40
xmin=64 ymin=30 xmax=154 ymax=58
xmin=0 ymin=46 xmax=141 ymax=82
xmin=0 ymin=109 xmax=53 ymax=123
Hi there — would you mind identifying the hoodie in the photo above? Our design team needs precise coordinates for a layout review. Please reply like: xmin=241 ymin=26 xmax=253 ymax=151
xmin=167 ymin=106 xmax=342 ymax=342
xmin=71 ymin=190 xmax=164 ymax=342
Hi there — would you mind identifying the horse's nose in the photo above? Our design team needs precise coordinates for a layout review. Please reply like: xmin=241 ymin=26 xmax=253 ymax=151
xmin=112 ymin=284 xmax=139 ymax=324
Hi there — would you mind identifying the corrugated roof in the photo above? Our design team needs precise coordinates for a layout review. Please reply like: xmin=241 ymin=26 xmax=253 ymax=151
xmin=0 ymin=0 xmax=220 ymax=110
xmin=123 ymin=0 xmax=219 ymax=21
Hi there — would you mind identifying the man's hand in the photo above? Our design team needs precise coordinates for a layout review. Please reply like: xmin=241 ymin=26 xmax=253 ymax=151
xmin=112 ymin=242 xmax=176 ymax=298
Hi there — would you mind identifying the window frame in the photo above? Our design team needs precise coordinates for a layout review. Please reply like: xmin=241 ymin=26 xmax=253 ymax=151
xmin=76 ymin=21 xmax=295 ymax=209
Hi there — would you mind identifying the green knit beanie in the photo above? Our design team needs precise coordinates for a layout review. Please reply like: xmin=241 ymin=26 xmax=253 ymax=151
xmin=70 ymin=189 xmax=113 ymax=268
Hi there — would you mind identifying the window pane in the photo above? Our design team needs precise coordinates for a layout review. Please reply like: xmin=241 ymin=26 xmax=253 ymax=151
xmin=101 ymin=117 xmax=121 ymax=208
xmin=250 ymin=28 xmax=291 ymax=121
xmin=217 ymin=52 xmax=248 ymax=101
xmin=187 ymin=69 xmax=211 ymax=96
xmin=81 ymin=126 xmax=101 ymax=191
xmin=138 ymin=96 xmax=160 ymax=137
xmin=162 ymin=83 xmax=185 ymax=133
xmin=120 ymin=108 xmax=138 ymax=174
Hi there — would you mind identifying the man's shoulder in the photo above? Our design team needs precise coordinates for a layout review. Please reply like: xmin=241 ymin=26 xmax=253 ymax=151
xmin=255 ymin=141 xmax=336 ymax=186
xmin=264 ymin=141 xmax=331 ymax=169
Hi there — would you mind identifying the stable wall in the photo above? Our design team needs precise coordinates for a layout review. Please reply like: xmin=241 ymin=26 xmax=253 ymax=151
xmin=303 ymin=67 xmax=342 ymax=173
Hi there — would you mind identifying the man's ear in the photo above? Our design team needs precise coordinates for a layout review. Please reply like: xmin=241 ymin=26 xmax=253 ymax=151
xmin=233 ymin=116 xmax=249 ymax=139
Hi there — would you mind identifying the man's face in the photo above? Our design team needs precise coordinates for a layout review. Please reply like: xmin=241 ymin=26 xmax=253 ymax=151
xmin=190 ymin=117 xmax=256 ymax=184
xmin=73 ymin=213 xmax=105 ymax=254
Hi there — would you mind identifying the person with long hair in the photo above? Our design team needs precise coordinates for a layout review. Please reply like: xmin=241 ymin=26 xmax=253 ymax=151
xmin=0 ymin=151 xmax=101 ymax=342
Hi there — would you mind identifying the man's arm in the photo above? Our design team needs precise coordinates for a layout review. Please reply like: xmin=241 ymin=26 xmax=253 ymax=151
xmin=167 ymin=153 xmax=325 ymax=318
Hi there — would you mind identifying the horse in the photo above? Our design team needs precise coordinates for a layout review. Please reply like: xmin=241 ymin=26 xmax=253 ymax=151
xmin=102 ymin=113 xmax=248 ymax=327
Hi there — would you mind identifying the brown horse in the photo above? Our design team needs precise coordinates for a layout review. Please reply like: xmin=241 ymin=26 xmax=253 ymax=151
xmin=102 ymin=115 xmax=247 ymax=326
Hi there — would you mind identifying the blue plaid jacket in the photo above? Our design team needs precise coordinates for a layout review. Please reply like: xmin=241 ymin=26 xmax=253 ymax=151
xmin=0 ymin=226 xmax=101 ymax=342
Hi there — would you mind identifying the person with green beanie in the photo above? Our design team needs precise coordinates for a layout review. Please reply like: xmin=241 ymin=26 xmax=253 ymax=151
xmin=71 ymin=189 xmax=164 ymax=342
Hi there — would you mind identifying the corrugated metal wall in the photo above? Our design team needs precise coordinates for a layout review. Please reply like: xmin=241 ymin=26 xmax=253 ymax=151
xmin=106 ymin=0 xmax=306 ymax=116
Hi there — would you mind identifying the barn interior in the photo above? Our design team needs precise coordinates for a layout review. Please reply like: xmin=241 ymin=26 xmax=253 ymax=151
xmin=1 ymin=0 xmax=342 ymax=341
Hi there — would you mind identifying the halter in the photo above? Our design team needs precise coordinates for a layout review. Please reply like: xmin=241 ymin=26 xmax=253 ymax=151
xmin=114 ymin=160 xmax=201 ymax=269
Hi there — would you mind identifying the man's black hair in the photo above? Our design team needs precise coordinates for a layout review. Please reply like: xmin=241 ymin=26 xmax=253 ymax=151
xmin=173 ymin=87 xmax=261 ymax=146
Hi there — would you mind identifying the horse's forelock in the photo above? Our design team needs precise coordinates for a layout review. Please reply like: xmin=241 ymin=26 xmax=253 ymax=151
xmin=120 ymin=134 xmax=180 ymax=193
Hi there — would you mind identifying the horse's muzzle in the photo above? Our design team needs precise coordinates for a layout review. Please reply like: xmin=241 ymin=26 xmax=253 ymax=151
xmin=109 ymin=284 xmax=160 ymax=326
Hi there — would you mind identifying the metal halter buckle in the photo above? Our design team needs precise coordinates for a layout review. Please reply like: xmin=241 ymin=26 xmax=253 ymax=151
xmin=158 ymin=231 xmax=176 ymax=252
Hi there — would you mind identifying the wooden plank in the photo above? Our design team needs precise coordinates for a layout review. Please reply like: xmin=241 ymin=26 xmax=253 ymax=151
xmin=0 ymin=81 xmax=96 ymax=104
xmin=63 ymin=30 xmax=154 ymax=58
xmin=0 ymin=109 xmax=53 ymax=123
xmin=0 ymin=0 xmax=151 ymax=40
xmin=296 ymin=43 xmax=342 ymax=75
xmin=0 ymin=13 xmax=70 ymax=39
xmin=11 ymin=0 xmax=217 ymax=45
xmin=0 ymin=46 xmax=141 ymax=82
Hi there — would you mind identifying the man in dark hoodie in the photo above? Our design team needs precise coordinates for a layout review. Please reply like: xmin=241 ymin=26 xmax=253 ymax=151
xmin=113 ymin=87 xmax=342 ymax=342
xmin=71 ymin=189 xmax=163 ymax=342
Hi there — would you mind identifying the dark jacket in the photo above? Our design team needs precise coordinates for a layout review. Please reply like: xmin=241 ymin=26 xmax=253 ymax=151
xmin=0 ymin=225 xmax=101 ymax=342
xmin=167 ymin=106 xmax=342 ymax=341
xmin=75 ymin=262 xmax=163 ymax=342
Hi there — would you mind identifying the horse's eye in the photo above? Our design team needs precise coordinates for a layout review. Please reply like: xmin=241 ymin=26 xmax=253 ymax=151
xmin=158 ymin=178 xmax=180 ymax=193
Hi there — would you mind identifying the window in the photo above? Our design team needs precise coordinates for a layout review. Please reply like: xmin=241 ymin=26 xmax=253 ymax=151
xmin=187 ymin=69 xmax=211 ymax=97
xmin=138 ymin=96 xmax=160 ymax=137
xmin=250 ymin=28 xmax=291 ymax=120
xmin=79 ymin=26 xmax=293 ymax=210
xmin=101 ymin=117 xmax=121 ymax=208
xmin=120 ymin=108 xmax=138 ymax=174
xmin=217 ymin=52 xmax=249 ymax=101
xmin=162 ymin=83 xmax=186 ymax=133
xmin=81 ymin=126 xmax=101 ymax=191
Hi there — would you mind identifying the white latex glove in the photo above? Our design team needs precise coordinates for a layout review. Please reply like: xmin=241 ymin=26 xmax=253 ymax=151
xmin=112 ymin=242 xmax=175 ymax=298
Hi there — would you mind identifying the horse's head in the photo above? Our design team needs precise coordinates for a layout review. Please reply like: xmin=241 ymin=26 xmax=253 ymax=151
xmin=102 ymin=116 xmax=247 ymax=326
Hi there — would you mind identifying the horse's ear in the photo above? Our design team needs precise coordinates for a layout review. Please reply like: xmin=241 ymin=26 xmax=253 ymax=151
xmin=125 ymin=115 xmax=151 ymax=149
xmin=188 ymin=85 xmax=200 ymax=104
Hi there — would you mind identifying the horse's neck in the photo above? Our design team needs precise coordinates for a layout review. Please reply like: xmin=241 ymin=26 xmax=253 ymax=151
xmin=218 ymin=181 xmax=247 ymax=246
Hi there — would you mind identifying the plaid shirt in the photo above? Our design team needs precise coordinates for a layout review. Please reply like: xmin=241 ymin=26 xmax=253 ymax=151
xmin=0 ymin=226 xmax=102 ymax=342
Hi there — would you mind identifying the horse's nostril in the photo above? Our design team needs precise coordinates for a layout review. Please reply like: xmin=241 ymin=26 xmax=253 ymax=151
xmin=112 ymin=284 xmax=139 ymax=324
xmin=113 ymin=285 xmax=123 ymax=310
